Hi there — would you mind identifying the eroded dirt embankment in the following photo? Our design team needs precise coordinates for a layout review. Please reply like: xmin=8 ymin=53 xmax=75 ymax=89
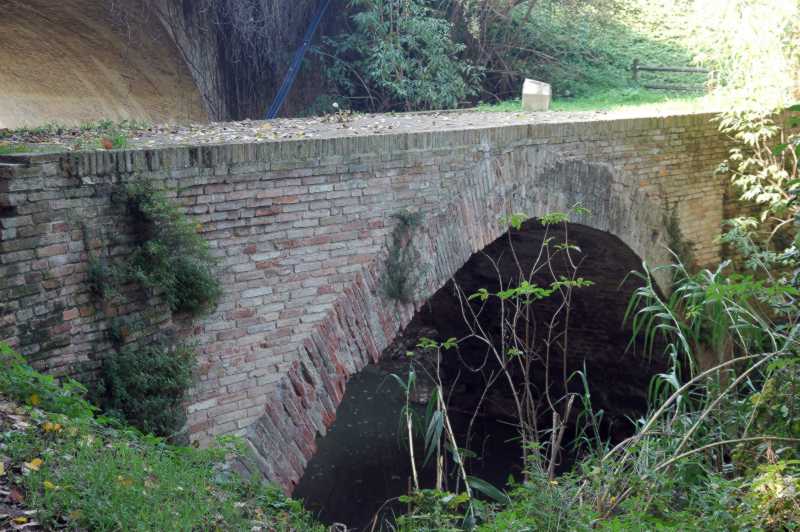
xmin=0 ymin=0 xmax=206 ymax=128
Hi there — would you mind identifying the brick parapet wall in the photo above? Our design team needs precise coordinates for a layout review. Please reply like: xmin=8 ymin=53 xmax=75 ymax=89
xmin=0 ymin=112 xmax=736 ymax=490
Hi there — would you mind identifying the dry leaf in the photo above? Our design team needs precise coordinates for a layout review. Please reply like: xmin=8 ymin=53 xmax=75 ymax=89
xmin=42 ymin=422 xmax=62 ymax=433
xmin=23 ymin=458 xmax=42 ymax=472
xmin=100 ymin=138 xmax=113 ymax=150
xmin=9 ymin=487 xmax=25 ymax=504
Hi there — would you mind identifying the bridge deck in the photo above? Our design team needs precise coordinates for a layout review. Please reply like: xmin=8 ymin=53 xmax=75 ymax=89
xmin=3 ymin=108 xmax=717 ymax=154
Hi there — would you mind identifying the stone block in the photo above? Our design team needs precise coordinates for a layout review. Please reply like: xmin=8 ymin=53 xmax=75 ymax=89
xmin=521 ymin=79 xmax=551 ymax=111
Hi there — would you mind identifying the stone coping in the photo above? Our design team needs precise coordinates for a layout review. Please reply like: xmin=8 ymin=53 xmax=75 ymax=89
xmin=0 ymin=109 xmax=720 ymax=176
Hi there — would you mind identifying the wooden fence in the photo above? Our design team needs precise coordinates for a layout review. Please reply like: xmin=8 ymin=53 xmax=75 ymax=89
xmin=631 ymin=59 xmax=710 ymax=92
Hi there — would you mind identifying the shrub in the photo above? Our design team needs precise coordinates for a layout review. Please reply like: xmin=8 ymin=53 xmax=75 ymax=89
xmin=98 ymin=342 xmax=197 ymax=438
xmin=124 ymin=180 xmax=221 ymax=316
xmin=321 ymin=0 xmax=481 ymax=112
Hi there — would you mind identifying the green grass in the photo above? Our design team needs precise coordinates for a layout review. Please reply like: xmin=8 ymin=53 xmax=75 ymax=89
xmin=0 ymin=343 xmax=323 ymax=531
xmin=0 ymin=119 xmax=146 ymax=154
xmin=477 ymin=88 xmax=709 ymax=114
xmin=0 ymin=143 xmax=60 ymax=156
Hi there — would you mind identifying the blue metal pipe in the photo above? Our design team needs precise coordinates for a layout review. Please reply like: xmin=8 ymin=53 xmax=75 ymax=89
xmin=266 ymin=0 xmax=333 ymax=119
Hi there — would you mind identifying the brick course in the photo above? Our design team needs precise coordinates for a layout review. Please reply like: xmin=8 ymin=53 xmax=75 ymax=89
xmin=0 ymin=112 xmax=736 ymax=491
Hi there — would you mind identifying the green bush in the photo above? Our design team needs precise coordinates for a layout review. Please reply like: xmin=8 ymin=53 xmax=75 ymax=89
xmin=98 ymin=342 xmax=197 ymax=438
xmin=321 ymin=0 xmax=481 ymax=112
xmin=124 ymin=180 xmax=221 ymax=316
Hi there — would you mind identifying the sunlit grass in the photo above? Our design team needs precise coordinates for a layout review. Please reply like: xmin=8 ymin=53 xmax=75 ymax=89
xmin=476 ymin=88 xmax=713 ymax=114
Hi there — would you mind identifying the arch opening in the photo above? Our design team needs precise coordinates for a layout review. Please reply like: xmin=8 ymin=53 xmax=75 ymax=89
xmin=293 ymin=220 xmax=668 ymax=529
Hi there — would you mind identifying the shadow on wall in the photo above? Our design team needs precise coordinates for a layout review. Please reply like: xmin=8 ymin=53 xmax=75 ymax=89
xmin=0 ymin=0 xmax=206 ymax=128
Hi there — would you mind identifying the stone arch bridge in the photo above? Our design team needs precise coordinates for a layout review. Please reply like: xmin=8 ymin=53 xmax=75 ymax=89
xmin=0 ymin=111 xmax=734 ymax=490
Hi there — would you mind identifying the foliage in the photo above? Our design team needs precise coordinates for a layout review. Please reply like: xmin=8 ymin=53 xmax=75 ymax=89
xmin=383 ymin=209 xmax=424 ymax=302
xmin=97 ymin=342 xmax=197 ymax=439
xmin=473 ymin=0 xmax=699 ymax=100
xmin=394 ymin=489 xmax=473 ymax=531
xmin=124 ymin=180 xmax=221 ymax=316
xmin=476 ymin=468 xmax=596 ymax=531
xmin=0 ymin=343 xmax=95 ymax=419
xmin=717 ymin=108 xmax=800 ymax=284
xmin=319 ymin=0 xmax=704 ymax=110
xmin=477 ymin=249 xmax=800 ymax=530
xmin=318 ymin=0 xmax=797 ymax=113
xmin=0 ymin=342 xmax=323 ymax=531
xmin=687 ymin=0 xmax=800 ymax=109
xmin=83 ymin=180 xmax=219 ymax=437
xmin=320 ymin=0 xmax=481 ymax=112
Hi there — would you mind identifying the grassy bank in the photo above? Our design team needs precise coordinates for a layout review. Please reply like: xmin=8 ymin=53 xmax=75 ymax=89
xmin=0 ymin=343 xmax=323 ymax=531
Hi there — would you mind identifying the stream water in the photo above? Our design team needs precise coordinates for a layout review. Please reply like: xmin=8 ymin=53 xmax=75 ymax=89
xmin=294 ymin=363 xmax=522 ymax=530
xmin=294 ymin=222 xmax=658 ymax=529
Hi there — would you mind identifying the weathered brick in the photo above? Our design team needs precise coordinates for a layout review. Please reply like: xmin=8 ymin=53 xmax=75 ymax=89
xmin=0 ymin=111 xmax=749 ymax=492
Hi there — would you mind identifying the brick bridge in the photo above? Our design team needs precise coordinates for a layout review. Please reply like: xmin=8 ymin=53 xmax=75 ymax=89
xmin=0 ymin=111 xmax=734 ymax=490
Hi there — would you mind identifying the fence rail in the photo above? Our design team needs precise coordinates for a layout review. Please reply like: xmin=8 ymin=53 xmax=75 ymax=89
xmin=631 ymin=59 xmax=710 ymax=92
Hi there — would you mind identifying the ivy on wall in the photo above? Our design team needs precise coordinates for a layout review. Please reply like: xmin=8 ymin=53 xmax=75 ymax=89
xmin=85 ymin=179 xmax=220 ymax=439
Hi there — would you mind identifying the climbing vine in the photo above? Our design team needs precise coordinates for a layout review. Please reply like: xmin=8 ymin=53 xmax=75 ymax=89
xmin=123 ymin=180 xmax=221 ymax=315
xmin=85 ymin=179 xmax=220 ymax=439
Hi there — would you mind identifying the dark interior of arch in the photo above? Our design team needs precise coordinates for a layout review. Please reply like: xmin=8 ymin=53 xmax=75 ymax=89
xmin=403 ymin=219 xmax=669 ymax=430
xmin=295 ymin=219 xmax=668 ymax=528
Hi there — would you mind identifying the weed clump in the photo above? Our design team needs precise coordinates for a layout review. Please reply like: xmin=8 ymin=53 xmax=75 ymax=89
xmin=83 ymin=179 xmax=221 ymax=438
xmin=383 ymin=210 xmax=424 ymax=303
xmin=124 ymin=180 xmax=221 ymax=316
xmin=97 ymin=342 xmax=196 ymax=439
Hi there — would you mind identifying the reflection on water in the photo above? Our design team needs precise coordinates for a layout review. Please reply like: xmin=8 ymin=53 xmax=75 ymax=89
xmin=294 ymin=364 xmax=521 ymax=530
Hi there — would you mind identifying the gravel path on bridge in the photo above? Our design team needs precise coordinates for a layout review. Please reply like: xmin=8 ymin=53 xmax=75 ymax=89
xmin=1 ymin=107 xmax=709 ymax=154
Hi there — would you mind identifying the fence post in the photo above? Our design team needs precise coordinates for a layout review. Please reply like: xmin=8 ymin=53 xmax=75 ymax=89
xmin=632 ymin=59 xmax=640 ymax=83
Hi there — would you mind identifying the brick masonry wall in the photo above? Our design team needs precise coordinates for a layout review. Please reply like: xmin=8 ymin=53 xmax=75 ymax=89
xmin=0 ymin=112 xmax=736 ymax=490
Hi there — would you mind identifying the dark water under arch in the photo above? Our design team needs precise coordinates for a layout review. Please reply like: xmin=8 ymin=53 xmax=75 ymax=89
xmin=294 ymin=221 xmax=667 ymax=529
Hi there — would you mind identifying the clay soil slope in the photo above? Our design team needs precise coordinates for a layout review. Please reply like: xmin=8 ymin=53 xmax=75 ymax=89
xmin=0 ymin=0 xmax=206 ymax=128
